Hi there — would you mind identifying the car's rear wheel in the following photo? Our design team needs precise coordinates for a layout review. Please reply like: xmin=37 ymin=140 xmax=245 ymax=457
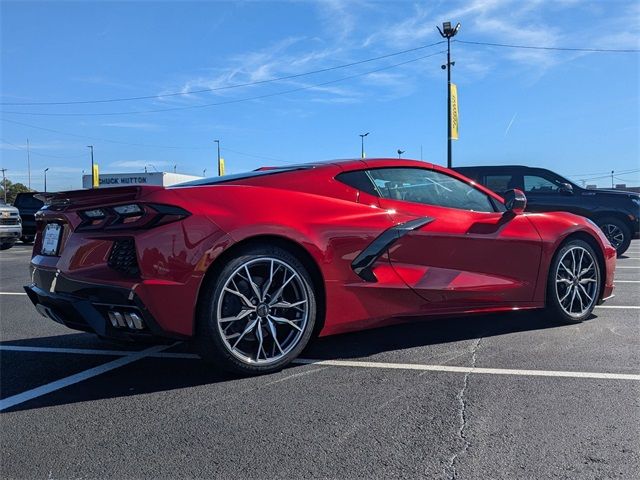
xmin=597 ymin=217 xmax=631 ymax=256
xmin=546 ymin=239 xmax=601 ymax=324
xmin=196 ymin=244 xmax=317 ymax=375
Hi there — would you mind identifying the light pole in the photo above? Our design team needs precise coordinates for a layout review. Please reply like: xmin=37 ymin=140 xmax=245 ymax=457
xmin=27 ymin=138 xmax=31 ymax=190
xmin=437 ymin=21 xmax=461 ymax=169
xmin=397 ymin=149 xmax=405 ymax=159
xmin=87 ymin=145 xmax=95 ymax=188
xmin=359 ymin=132 xmax=369 ymax=159
xmin=214 ymin=140 xmax=221 ymax=176
xmin=44 ymin=168 xmax=49 ymax=192
xmin=203 ymin=168 xmax=207 ymax=177
xmin=1 ymin=168 xmax=7 ymax=203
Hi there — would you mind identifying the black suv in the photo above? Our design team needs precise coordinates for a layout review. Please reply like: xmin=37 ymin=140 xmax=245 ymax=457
xmin=454 ymin=165 xmax=640 ymax=256
xmin=13 ymin=192 xmax=44 ymax=243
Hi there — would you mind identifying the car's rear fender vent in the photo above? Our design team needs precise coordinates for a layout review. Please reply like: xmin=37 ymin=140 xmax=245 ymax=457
xmin=108 ymin=238 xmax=140 ymax=277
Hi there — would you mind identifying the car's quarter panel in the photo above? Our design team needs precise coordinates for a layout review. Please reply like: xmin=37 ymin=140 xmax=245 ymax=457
xmin=170 ymin=180 xmax=428 ymax=336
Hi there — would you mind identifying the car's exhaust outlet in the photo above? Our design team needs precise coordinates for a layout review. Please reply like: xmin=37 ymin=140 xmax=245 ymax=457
xmin=108 ymin=310 xmax=145 ymax=330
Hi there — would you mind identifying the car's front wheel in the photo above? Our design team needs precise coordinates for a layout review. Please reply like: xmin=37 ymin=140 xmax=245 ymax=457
xmin=196 ymin=244 xmax=317 ymax=375
xmin=597 ymin=217 xmax=631 ymax=256
xmin=546 ymin=239 xmax=601 ymax=324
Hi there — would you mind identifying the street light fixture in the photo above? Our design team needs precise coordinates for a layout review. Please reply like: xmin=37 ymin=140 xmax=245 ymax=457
xmin=397 ymin=149 xmax=405 ymax=159
xmin=359 ymin=132 xmax=369 ymax=159
xmin=436 ymin=21 xmax=461 ymax=169
xmin=44 ymin=168 xmax=49 ymax=192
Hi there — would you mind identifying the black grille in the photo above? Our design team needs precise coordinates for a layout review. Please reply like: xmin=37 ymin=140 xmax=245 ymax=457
xmin=0 ymin=218 xmax=19 ymax=225
xmin=108 ymin=238 xmax=140 ymax=277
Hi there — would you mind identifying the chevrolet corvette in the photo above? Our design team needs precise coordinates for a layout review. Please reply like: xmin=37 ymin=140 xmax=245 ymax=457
xmin=25 ymin=159 xmax=616 ymax=374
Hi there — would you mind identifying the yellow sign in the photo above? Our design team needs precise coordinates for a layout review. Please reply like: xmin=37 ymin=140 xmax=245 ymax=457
xmin=219 ymin=158 xmax=225 ymax=176
xmin=450 ymin=83 xmax=459 ymax=140
xmin=92 ymin=164 xmax=100 ymax=188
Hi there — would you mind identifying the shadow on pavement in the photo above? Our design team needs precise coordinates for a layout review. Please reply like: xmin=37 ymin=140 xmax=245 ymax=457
xmin=1 ymin=309 xmax=591 ymax=412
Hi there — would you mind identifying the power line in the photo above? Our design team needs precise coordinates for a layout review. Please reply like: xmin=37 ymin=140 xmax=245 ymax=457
xmin=455 ymin=39 xmax=640 ymax=53
xmin=0 ymin=138 xmax=86 ymax=159
xmin=2 ymin=118 xmax=287 ymax=163
xmin=1 ymin=50 xmax=446 ymax=117
xmin=0 ymin=41 xmax=446 ymax=107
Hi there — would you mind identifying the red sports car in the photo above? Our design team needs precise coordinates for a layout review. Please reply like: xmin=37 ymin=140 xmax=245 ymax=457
xmin=25 ymin=159 xmax=616 ymax=374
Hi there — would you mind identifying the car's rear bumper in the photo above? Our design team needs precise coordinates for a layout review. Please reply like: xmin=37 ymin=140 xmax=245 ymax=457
xmin=24 ymin=268 xmax=188 ymax=342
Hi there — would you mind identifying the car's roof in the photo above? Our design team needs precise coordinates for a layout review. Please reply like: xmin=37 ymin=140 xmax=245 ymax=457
xmin=454 ymin=165 xmax=552 ymax=171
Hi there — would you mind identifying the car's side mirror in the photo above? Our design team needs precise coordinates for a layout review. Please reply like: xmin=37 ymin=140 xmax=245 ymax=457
xmin=559 ymin=182 xmax=574 ymax=195
xmin=503 ymin=189 xmax=527 ymax=214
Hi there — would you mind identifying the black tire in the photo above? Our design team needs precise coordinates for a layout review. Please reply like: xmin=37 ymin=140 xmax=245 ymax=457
xmin=20 ymin=236 xmax=34 ymax=244
xmin=195 ymin=243 xmax=317 ymax=375
xmin=597 ymin=217 xmax=631 ymax=256
xmin=546 ymin=239 xmax=601 ymax=324
xmin=0 ymin=241 xmax=15 ymax=251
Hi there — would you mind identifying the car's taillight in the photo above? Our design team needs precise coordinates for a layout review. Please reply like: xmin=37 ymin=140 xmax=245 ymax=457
xmin=76 ymin=203 xmax=190 ymax=232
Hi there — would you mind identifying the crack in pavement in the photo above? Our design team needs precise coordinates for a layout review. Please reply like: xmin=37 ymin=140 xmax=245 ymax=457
xmin=445 ymin=336 xmax=482 ymax=480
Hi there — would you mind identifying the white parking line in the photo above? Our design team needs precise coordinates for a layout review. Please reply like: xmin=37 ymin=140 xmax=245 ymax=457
xmin=616 ymin=280 xmax=640 ymax=283
xmin=0 ymin=344 xmax=175 ymax=411
xmin=616 ymin=266 xmax=640 ymax=269
xmin=0 ymin=345 xmax=637 ymax=393
xmin=596 ymin=305 xmax=640 ymax=310
xmin=0 ymin=345 xmax=199 ymax=359
xmin=293 ymin=359 xmax=640 ymax=381
xmin=0 ymin=292 xmax=27 ymax=296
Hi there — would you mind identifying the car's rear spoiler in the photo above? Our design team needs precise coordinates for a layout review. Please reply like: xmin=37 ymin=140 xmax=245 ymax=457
xmin=35 ymin=186 xmax=164 ymax=208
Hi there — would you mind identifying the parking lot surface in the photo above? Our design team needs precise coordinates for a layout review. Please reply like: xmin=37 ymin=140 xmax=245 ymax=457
xmin=1 ymin=242 xmax=639 ymax=479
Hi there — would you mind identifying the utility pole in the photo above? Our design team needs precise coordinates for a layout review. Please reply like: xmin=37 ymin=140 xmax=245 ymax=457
xmin=87 ymin=145 xmax=95 ymax=188
xmin=397 ymin=149 xmax=405 ymax=159
xmin=359 ymin=132 xmax=369 ymax=159
xmin=437 ymin=21 xmax=461 ymax=169
xmin=26 ymin=139 xmax=31 ymax=190
xmin=611 ymin=170 xmax=614 ymax=188
xmin=1 ymin=169 xmax=7 ymax=203
xmin=44 ymin=168 xmax=49 ymax=193
xmin=214 ymin=140 xmax=221 ymax=176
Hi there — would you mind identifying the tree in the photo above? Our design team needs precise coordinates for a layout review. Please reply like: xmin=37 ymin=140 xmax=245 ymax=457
xmin=0 ymin=179 xmax=33 ymax=204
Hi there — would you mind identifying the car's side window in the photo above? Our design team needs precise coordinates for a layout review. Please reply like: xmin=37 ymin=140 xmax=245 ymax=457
xmin=367 ymin=168 xmax=497 ymax=213
xmin=335 ymin=171 xmax=379 ymax=197
xmin=484 ymin=174 xmax=516 ymax=194
xmin=524 ymin=175 xmax=562 ymax=194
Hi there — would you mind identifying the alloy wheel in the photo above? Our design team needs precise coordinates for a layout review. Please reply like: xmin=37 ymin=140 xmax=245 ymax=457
xmin=216 ymin=257 xmax=309 ymax=365
xmin=602 ymin=223 xmax=624 ymax=250
xmin=554 ymin=246 xmax=599 ymax=318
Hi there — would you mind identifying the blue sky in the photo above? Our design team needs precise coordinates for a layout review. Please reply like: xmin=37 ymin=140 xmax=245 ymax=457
xmin=1 ymin=0 xmax=639 ymax=192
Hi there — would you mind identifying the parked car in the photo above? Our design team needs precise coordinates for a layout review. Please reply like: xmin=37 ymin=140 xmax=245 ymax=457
xmin=454 ymin=165 xmax=640 ymax=256
xmin=13 ymin=192 xmax=44 ymax=243
xmin=0 ymin=201 xmax=22 ymax=250
xmin=25 ymin=159 xmax=616 ymax=375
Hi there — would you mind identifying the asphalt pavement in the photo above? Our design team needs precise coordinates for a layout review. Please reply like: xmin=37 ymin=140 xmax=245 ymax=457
xmin=1 ymin=241 xmax=639 ymax=479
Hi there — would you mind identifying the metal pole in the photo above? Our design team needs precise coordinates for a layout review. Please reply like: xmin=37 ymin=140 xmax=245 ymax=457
xmin=44 ymin=168 xmax=49 ymax=193
xmin=361 ymin=136 xmax=364 ymax=159
xmin=215 ymin=140 xmax=221 ymax=176
xmin=446 ymin=36 xmax=452 ymax=169
xmin=27 ymin=139 xmax=31 ymax=190
xmin=1 ymin=169 xmax=7 ymax=203
xmin=611 ymin=170 xmax=614 ymax=188
xmin=87 ymin=145 xmax=95 ymax=188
